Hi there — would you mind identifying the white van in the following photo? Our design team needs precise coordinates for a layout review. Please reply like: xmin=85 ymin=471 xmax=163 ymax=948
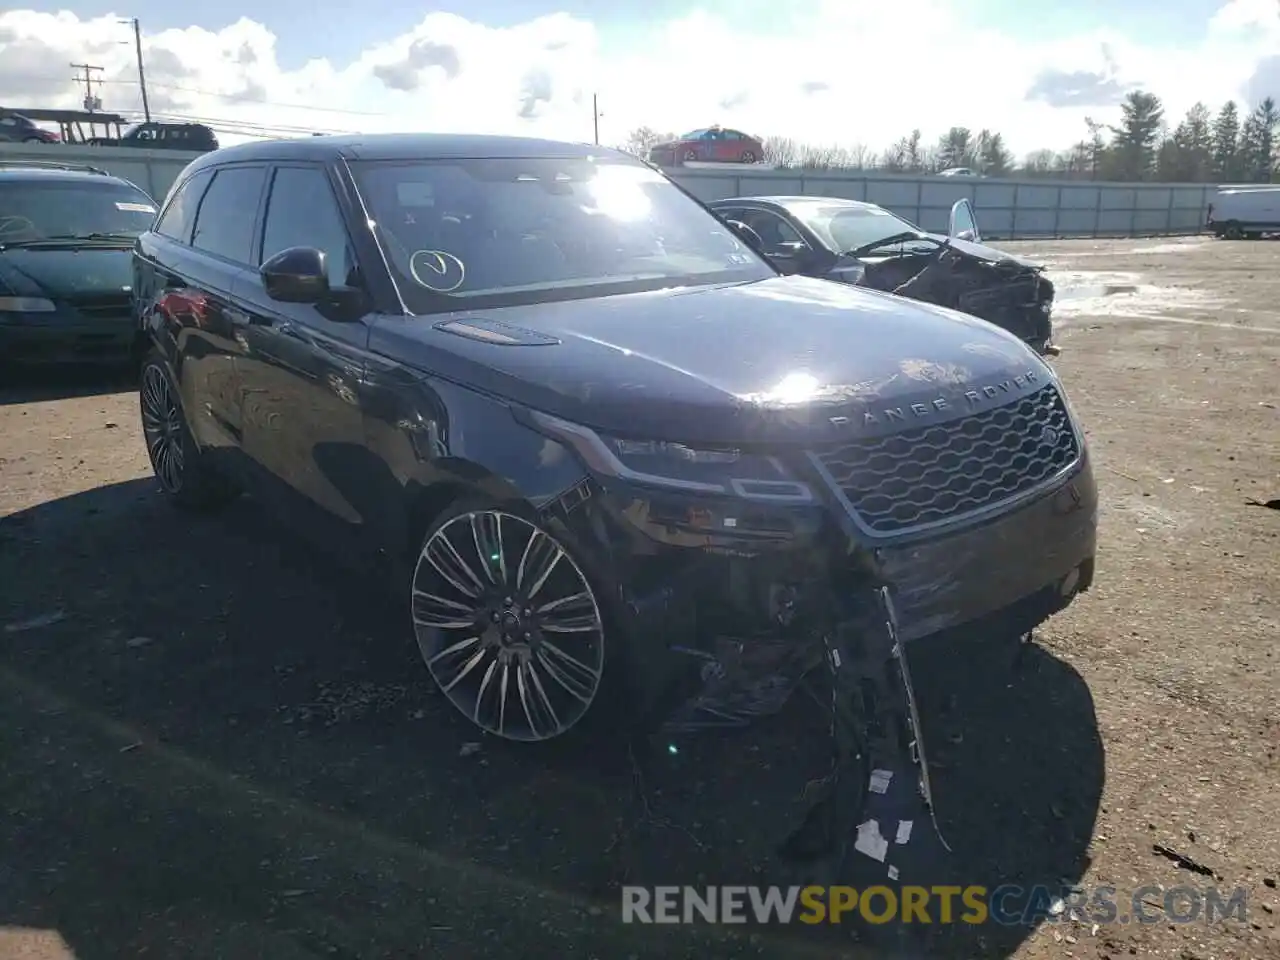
xmin=1207 ymin=186 xmax=1280 ymax=239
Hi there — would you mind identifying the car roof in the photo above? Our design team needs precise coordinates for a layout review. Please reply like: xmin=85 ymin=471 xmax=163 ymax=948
xmin=184 ymin=133 xmax=629 ymax=172
xmin=710 ymin=195 xmax=879 ymax=210
xmin=0 ymin=165 xmax=131 ymax=185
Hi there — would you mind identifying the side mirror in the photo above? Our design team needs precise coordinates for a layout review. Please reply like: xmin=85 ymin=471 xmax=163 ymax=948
xmin=954 ymin=229 xmax=976 ymax=242
xmin=260 ymin=246 xmax=330 ymax=303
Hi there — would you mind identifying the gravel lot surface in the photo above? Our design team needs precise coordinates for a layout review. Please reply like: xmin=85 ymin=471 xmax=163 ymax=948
xmin=1 ymin=236 xmax=1276 ymax=959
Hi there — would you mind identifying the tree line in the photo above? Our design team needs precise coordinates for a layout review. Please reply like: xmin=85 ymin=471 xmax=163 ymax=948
xmin=621 ymin=91 xmax=1279 ymax=183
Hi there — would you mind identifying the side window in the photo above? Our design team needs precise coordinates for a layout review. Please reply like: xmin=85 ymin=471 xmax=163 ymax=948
xmin=191 ymin=165 xmax=267 ymax=264
xmin=259 ymin=166 xmax=354 ymax=288
xmin=154 ymin=169 xmax=213 ymax=243
xmin=740 ymin=211 xmax=805 ymax=253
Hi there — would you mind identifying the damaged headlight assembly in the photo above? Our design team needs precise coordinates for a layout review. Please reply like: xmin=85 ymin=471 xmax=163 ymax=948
xmin=524 ymin=409 xmax=817 ymax=504
xmin=524 ymin=406 xmax=952 ymax=888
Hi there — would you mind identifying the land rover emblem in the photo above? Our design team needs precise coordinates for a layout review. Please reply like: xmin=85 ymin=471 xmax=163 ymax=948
xmin=1040 ymin=425 xmax=1060 ymax=447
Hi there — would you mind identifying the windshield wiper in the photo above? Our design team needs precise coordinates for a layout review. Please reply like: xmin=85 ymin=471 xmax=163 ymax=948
xmin=0 ymin=233 xmax=137 ymax=252
xmin=844 ymin=231 xmax=938 ymax=258
xmin=50 ymin=232 xmax=137 ymax=244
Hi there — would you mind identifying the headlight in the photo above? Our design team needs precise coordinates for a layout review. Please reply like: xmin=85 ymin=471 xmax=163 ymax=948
xmin=527 ymin=410 xmax=816 ymax=503
xmin=0 ymin=296 xmax=56 ymax=313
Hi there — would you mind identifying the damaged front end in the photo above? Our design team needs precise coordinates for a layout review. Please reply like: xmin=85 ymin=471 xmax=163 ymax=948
xmin=520 ymin=387 xmax=1096 ymax=883
xmin=855 ymin=242 xmax=1057 ymax=356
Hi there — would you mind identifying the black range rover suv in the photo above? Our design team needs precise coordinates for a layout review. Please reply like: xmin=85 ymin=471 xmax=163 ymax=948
xmin=133 ymin=135 xmax=1097 ymax=855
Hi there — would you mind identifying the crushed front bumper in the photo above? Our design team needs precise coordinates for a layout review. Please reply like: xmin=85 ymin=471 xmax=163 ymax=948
xmin=540 ymin=436 xmax=1096 ymax=877
xmin=561 ymin=445 xmax=1096 ymax=667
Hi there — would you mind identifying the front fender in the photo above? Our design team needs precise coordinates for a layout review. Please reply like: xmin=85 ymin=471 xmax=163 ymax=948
xmin=360 ymin=358 xmax=590 ymax=553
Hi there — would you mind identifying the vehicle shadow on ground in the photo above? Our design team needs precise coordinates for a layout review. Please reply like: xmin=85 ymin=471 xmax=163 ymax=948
xmin=0 ymin=364 xmax=137 ymax=407
xmin=0 ymin=479 xmax=1103 ymax=959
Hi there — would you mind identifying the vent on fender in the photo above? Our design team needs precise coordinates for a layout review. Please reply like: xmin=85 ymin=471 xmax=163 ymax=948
xmin=433 ymin=317 xmax=560 ymax=346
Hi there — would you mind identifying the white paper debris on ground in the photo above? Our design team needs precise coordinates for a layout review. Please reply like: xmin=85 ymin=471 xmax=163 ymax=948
xmin=854 ymin=820 xmax=889 ymax=862
xmin=895 ymin=820 xmax=913 ymax=844
xmin=868 ymin=769 xmax=893 ymax=794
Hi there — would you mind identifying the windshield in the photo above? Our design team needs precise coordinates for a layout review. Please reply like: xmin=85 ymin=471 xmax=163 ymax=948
xmin=350 ymin=157 xmax=771 ymax=314
xmin=0 ymin=180 xmax=157 ymax=242
xmin=785 ymin=202 xmax=926 ymax=254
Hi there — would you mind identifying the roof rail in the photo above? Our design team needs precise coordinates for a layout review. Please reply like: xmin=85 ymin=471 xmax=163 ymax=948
xmin=0 ymin=159 xmax=111 ymax=176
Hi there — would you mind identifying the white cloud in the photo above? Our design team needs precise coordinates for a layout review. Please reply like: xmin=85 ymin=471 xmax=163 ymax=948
xmin=1 ymin=2 xmax=1277 ymax=157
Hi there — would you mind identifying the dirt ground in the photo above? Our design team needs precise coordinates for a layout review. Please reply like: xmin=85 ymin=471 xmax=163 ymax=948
xmin=1 ymin=236 xmax=1276 ymax=960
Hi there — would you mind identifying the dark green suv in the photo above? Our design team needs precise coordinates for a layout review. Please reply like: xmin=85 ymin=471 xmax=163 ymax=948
xmin=0 ymin=161 xmax=158 ymax=369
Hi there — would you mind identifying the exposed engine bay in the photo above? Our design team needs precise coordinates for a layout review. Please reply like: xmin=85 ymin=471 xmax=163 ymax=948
xmin=855 ymin=236 xmax=1056 ymax=355
xmin=722 ymin=215 xmax=1058 ymax=356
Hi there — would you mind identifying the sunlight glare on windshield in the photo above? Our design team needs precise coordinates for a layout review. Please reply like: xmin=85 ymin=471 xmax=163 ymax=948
xmin=583 ymin=164 xmax=653 ymax=222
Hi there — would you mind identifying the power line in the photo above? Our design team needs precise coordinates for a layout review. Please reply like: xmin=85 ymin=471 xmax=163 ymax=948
xmin=9 ymin=71 xmax=391 ymax=118
xmin=147 ymin=110 xmax=358 ymax=136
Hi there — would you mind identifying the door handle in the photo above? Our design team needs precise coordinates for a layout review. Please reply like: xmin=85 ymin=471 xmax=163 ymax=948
xmin=227 ymin=307 xmax=272 ymax=327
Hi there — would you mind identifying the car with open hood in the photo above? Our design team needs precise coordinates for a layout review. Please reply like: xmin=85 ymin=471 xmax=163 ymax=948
xmin=707 ymin=195 xmax=1057 ymax=355
xmin=132 ymin=133 xmax=1096 ymax=881
xmin=0 ymin=161 xmax=157 ymax=368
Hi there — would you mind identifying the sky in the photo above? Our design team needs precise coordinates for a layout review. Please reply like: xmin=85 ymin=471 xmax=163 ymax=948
xmin=1 ymin=0 xmax=1277 ymax=155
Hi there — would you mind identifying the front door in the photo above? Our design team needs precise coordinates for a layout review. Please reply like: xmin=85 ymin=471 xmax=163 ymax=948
xmin=949 ymin=199 xmax=982 ymax=242
xmin=234 ymin=162 xmax=377 ymax=558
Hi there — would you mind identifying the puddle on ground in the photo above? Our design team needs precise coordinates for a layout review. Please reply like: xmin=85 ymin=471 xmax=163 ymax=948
xmin=1057 ymin=283 xmax=1141 ymax=301
xmin=1048 ymin=269 xmax=1231 ymax=321
xmin=1130 ymin=240 xmax=1212 ymax=255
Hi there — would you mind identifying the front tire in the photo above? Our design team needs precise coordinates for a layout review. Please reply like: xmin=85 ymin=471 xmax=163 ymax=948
xmin=411 ymin=502 xmax=609 ymax=743
xmin=139 ymin=351 xmax=238 ymax=512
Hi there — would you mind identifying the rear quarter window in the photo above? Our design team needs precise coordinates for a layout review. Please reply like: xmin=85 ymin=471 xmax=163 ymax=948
xmin=155 ymin=169 xmax=214 ymax=243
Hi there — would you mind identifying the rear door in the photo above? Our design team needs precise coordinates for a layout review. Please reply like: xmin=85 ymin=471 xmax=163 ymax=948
xmin=233 ymin=161 xmax=376 ymax=554
xmin=135 ymin=165 xmax=256 ymax=461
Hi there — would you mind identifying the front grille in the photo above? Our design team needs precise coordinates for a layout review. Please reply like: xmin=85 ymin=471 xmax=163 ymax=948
xmin=814 ymin=383 xmax=1080 ymax=535
xmin=70 ymin=295 xmax=133 ymax=321
xmin=957 ymin=275 xmax=1041 ymax=314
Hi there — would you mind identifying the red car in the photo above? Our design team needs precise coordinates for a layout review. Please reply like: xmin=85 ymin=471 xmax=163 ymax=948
xmin=647 ymin=126 xmax=762 ymax=166
xmin=0 ymin=110 xmax=61 ymax=144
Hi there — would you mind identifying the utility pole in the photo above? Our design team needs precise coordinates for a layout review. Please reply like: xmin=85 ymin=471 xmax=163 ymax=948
xmin=121 ymin=18 xmax=151 ymax=122
xmin=592 ymin=93 xmax=600 ymax=145
xmin=70 ymin=62 xmax=105 ymax=112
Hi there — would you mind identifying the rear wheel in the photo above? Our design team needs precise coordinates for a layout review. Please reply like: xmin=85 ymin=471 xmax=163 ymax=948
xmin=1223 ymin=221 xmax=1244 ymax=240
xmin=139 ymin=351 xmax=238 ymax=512
xmin=411 ymin=502 xmax=610 ymax=743
xmin=741 ymin=149 xmax=757 ymax=163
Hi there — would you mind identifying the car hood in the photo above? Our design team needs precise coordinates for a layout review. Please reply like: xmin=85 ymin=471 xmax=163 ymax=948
xmin=0 ymin=246 xmax=134 ymax=302
xmin=921 ymin=233 xmax=1043 ymax=269
xmin=374 ymin=275 xmax=1054 ymax=446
